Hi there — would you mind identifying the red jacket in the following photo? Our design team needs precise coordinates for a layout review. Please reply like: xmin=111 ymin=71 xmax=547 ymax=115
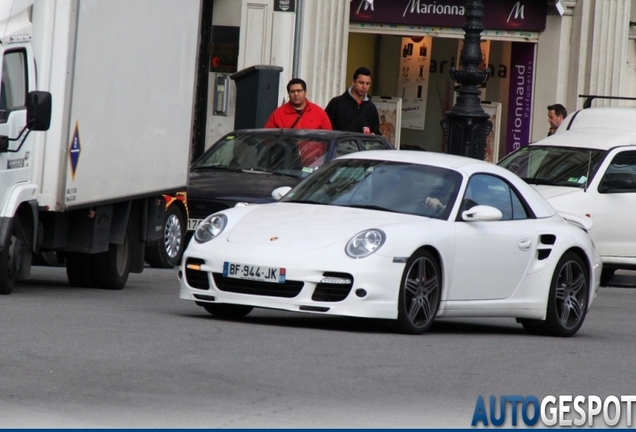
xmin=264 ymin=100 xmax=332 ymax=130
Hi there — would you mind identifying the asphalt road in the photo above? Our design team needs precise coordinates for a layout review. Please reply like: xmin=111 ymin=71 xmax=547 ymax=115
xmin=1 ymin=267 xmax=635 ymax=428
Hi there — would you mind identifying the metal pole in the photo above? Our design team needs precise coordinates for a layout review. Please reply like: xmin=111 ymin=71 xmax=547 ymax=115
xmin=440 ymin=0 xmax=492 ymax=160
xmin=292 ymin=0 xmax=303 ymax=78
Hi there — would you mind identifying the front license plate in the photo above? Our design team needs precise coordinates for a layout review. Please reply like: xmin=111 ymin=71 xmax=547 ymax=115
xmin=188 ymin=218 xmax=202 ymax=231
xmin=223 ymin=262 xmax=286 ymax=284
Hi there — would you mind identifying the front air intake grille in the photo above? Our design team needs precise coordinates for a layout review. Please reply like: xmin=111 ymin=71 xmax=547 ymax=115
xmin=312 ymin=272 xmax=354 ymax=302
xmin=212 ymin=273 xmax=304 ymax=297
xmin=185 ymin=258 xmax=210 ymax=289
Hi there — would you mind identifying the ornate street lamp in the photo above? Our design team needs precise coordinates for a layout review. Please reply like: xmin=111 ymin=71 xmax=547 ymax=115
xmin=440 ymin=0 xmax=492 ymax=160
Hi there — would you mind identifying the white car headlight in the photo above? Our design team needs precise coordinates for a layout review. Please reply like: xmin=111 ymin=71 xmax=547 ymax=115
xmin=194 ymin=214 xmax=228 ymax=243
xmin=345 ymin=229 xmax=386 ymax=258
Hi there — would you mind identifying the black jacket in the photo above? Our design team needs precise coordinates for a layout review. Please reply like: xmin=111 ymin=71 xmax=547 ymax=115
xmin=325 ymin=89 xmax=381 ymax=135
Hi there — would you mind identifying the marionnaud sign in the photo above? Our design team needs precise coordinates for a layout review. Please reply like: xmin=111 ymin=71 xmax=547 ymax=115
xmin=350 ymin=0 xmax=547 ymax=32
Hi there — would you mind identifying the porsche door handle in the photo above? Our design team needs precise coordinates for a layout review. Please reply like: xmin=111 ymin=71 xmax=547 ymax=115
xmin=518 ymin=239 xmax=532 ymax=251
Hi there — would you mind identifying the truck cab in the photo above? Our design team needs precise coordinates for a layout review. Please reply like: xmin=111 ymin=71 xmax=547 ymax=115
xmin=0 ymin=0 xmax=199 ymax=294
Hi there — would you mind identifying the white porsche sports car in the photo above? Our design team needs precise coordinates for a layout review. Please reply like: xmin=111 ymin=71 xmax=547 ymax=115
xmin=179 ymin=150 xmax=601 ymax=336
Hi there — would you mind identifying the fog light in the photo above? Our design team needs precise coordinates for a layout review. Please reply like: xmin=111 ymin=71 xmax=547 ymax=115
xmin=355 ymin=289 xmax=367 ymax=298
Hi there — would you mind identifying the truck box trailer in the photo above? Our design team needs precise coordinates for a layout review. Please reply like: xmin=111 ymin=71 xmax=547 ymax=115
xmin=0 ymin=0 xmax=200 ymax=293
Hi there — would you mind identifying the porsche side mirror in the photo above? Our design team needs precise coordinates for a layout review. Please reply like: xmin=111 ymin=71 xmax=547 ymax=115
xmin=462 ymin=205 xmax=503 ymax=222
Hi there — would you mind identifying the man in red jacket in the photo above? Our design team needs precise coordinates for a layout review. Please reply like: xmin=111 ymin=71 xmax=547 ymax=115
xmin=264 ymin=78 xmax=332 ymax=129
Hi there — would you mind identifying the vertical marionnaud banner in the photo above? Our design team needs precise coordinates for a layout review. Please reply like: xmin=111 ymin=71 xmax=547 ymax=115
xmin=398 ymin=36 xmax=432 ymax=130
xmin=505 ymin=42 xmax=535 ymax=156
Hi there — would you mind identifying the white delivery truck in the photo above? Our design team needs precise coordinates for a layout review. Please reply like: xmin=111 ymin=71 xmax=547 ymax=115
xmin=0 ymin=0 xmax=200 ymax=293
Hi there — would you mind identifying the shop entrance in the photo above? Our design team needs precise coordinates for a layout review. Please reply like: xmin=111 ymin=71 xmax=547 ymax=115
xmin=347 ymin=33 xmax=536 ymax=162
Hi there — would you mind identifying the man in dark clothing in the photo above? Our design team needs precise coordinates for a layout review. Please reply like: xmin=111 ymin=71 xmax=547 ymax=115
xmin=325 ymin=66 xmax=381 ymax=135
xmin=547 ymin=103 xmax=567 ymax=136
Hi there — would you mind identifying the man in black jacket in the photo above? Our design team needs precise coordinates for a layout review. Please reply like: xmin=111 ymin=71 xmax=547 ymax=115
xmin=325 ymin=66 xmax=381 ymax=135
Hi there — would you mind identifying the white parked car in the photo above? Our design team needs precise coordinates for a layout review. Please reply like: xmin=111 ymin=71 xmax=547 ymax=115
xmin=499 ymin=106 xmax=636 ymax=285
xmin=179 ymin=150 xmax=601 ymax=336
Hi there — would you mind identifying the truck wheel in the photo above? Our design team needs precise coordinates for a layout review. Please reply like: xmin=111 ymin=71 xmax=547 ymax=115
xmin=0 ymin=219 xmax=22 ymax=295
xmin=92 ymin=233 xmax=130 ymax=290
xmin=66 ymin=252 xmax=96 ymax=288
xmin=145 ymin=205 xmax=185 ymax=269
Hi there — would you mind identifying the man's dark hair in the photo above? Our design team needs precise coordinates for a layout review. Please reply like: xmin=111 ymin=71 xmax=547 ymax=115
xmin=286 ymin=78 xmax=307 ymax=92
xmin=353 ymin=66 xmax=372 ymax=81
xmin=548 ymin=104 xmax=567 ymax=118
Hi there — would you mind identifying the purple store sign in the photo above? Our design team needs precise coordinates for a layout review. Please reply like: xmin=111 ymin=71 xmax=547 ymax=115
xmin=505 ymin=42 xmax=535 ymax=155
xmin=350 ymin=0 xmax=546 ymax=32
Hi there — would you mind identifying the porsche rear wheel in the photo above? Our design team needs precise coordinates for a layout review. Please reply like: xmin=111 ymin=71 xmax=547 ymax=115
xmin=522 ymin=252 xmax=588 ymax=337
xmin=202 ymin=303 xmax=254 ymax=319
xmin=396 ymin=250 xmax=441 ymax=334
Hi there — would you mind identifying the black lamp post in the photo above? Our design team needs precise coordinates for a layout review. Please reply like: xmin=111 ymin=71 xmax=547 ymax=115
xmin=440 ymin=0 xmax=492 ymax=160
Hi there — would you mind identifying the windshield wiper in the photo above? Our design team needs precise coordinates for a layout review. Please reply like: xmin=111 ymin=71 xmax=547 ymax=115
xmin=193 ymin=165 xmax=242 ymax=172
xmin=241 ymin=168 xmax=298 ymax=178
xmin=521 ymin=177 xmax=561 ymax=186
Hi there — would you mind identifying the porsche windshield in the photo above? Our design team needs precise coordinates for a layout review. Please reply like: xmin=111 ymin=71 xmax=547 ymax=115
xmin=499 ymin=146 xmax=608 ymax=188
xmin=192 ymin=133 xmax=330 ymax=178
xmin=281 ymin=159 xmax=462 ymax=220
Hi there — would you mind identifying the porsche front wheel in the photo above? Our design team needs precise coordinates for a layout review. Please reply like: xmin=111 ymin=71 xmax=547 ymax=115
xmin=396 ymin=250 xmax=441 ymax=334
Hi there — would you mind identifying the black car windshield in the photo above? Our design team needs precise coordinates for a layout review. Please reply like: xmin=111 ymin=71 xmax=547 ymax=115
xmin=281 ymin=159 xmax=462 ymax=220
xmin=499 ymin=145 xmax=608 ymax=188
xmin=192 ymin=133 xmax=330 ymax=178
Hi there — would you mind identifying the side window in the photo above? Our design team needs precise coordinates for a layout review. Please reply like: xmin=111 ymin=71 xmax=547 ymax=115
xmin=0 ymin=50 xmax=28 ymax=123
xmin=335 ymin=140 xmax=359 ymax=158
xmin=462 ymin=174 xmax=529 ymax=220
xmin=360 ymin=139 xmax=387 ymax=151
xmin=598 ymin=151 xmax=636 ymax=194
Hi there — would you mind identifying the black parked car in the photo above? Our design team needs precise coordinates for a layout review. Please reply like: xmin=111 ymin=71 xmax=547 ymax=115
xmin=186 ymin=128 xmax=394 ymax=236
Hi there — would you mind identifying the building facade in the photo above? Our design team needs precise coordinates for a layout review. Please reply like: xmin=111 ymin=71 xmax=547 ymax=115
xmin=204 ymin=0 xmax=636 ymax=160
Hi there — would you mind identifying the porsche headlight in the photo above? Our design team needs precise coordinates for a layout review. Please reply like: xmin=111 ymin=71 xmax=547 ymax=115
xmin=194 ymin=214 xmax=228 ymax=243
xmin=345 ymin=229 xmax=386 ymax=258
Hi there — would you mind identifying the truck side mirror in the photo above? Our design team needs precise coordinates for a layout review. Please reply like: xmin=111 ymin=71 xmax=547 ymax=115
xmin=26 ymin=91 xmax=52 ymax=131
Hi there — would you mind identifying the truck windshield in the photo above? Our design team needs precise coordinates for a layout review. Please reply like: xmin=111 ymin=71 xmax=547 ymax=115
xmin=499 ymin=146 xmax=607 ymax=188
